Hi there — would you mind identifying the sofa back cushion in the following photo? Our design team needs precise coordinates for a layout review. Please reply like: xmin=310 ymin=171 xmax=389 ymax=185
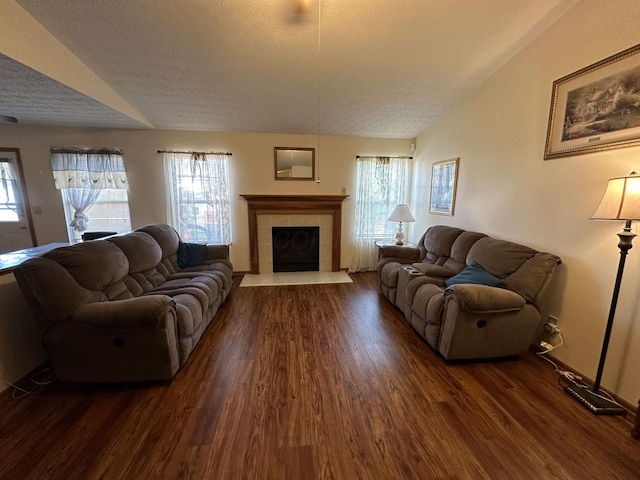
xmin=43 ymin=241 xmax=130 ymax=298
xmin=503 ymin=253 xmax=561 ymax=304
xmin=419 ymin=226 xmax=465 ymax=265
xmin=467 ymin=237 xmax=537 ymax=278
xmin=14 ymin=257 xmax=107 ymax=327
xmin=136 ymin=224 xmax=181 ymax=275
xmin=107 ymin=232 xmax=166 ymax=295
xmin=444 ymin=231 xmax=487 ymax=273
xmin=466 ymin=237 xmax=560 ymax=304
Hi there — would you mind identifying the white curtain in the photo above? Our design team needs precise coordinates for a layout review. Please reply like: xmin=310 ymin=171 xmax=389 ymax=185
xmin=62 ymin=188 xmax=102 ymax=232
xmin=51 ymin=148 xmax=129 ymax=232
xmin=349 ymin=156 xmax=411 ymax=272
xmin=164 ymin=152 xmax=232 ymax=244
xmin=51 ymin=148 xmax=128 ymax=189
xmin=0 ymin=160 xmax=22 ymax=216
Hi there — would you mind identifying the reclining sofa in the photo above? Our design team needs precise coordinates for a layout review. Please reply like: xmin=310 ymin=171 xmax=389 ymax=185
xmin=378 ymin=225 xmax=561 ymax=360
xmin=14 ymin=224 xmax=233 ymax=383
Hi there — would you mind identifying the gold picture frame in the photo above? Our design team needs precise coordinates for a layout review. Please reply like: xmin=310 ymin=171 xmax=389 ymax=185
xmin=544 ymin=43 xmax=640 ymax=159
xmin=274 ymin=147 xmax=315 ymax=180
xmin=429 ymin=158 xmax=459 ymax=216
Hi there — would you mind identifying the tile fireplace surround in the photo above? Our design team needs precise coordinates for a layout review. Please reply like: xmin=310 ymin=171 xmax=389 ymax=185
xmin=240 ymin=195 xmax=349 ymax=274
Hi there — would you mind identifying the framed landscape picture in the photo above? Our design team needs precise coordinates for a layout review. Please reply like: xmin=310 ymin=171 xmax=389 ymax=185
xmin=429 ymin=158 xmax=459 ymax=216
xmin=545 ymin=43 xmax=640 ymax=159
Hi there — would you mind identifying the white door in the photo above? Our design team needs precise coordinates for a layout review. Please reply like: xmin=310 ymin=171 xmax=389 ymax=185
xmin=0 ymin=148 xmax=34 ymax=254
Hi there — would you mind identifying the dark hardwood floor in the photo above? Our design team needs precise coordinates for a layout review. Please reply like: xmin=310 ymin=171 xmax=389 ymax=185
xmin=1 ymin=272 xmax=638 ymax=479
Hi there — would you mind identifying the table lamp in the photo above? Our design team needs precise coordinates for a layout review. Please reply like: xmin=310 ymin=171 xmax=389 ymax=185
xmin=387 ymin=204 xmax=415 ymax=246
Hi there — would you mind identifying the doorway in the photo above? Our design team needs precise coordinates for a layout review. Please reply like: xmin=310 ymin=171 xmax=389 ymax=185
xmin=0 ymin=148 xmax=36 ymax=254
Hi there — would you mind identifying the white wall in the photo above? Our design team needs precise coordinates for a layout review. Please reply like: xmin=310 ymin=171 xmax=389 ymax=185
xmin=413 ymin=0 xmax=640 ymax=403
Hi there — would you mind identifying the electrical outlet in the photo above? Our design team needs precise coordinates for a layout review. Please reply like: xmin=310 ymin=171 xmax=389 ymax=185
xmin=543 ymin=323 xmax=561 ymax=334
xmin=543 ymin=315 xmax=560 ymax=334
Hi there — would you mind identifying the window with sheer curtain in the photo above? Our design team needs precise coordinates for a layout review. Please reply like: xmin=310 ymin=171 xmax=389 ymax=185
xmin=50 ymin=148 xmax=131 ymax=243
xmin=349 ymin=156 xmax=412 ymax=272
xmin=0 ymin=160 xmax=22 ymax=221
xmin=163 ymin=152 xmax=232 ymax=244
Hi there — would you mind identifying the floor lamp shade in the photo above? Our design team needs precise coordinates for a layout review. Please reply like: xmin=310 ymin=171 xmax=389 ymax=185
xmin=387 ymin=204 xmax=415 ymax=245
xmin=591 ymin=172 xmax=640 ymax=220
xmin=566 ymin=172 xmax=640 ymax=415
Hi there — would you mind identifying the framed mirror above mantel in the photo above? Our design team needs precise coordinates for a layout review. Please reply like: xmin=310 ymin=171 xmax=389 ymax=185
xmin=274 ymin=147 xmax=315 ymax=180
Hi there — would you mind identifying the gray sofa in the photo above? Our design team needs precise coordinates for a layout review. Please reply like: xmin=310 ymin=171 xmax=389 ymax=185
xmin=378 ymin=225 xmax=561 ymax=360
xmin=14 ymin=224 xmax=233 ymax=383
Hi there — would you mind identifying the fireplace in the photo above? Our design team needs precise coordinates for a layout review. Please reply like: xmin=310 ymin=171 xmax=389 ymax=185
xmin=240 ymin=195 xmax=349 ymax=274
xmin=272 ymin=226 xmax=319 ymax=272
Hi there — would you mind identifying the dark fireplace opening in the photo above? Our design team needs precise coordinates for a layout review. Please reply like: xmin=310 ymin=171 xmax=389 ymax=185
xmin=272 ymin=226 xmax=319 ymax=272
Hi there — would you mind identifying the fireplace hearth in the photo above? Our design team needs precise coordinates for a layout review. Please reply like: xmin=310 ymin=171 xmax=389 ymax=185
xmin=272 ymin=226 xmax=319 ymax=272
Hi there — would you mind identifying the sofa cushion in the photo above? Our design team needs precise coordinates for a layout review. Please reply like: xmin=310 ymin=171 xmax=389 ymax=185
xmin=43 ymin=241 xmax=129 ymax=292
xmin=108 ymin=232 xmax=167 ymax=294
xmin=419 ymin=226 xmax=464 ymax=265
xmin=466 ymin=237 xmax=537 ymax=278
xmin=137 ymin=224 xmax=181 ymax=274
xmin=108 ymin=232 xmax=162 ymax=272
xmin=503 ymin=252 xmax=561 ymax=303
xmin=444 ymin=261 xmax=502 ymax=288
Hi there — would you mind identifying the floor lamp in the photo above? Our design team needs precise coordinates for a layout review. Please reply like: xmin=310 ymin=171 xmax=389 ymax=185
xmin=565 ymin=171 xmax=640 ymax=415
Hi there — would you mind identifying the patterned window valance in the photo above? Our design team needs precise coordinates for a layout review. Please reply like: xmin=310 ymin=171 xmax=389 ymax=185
xmin=51 ymin=147 xmax=129 ymax=189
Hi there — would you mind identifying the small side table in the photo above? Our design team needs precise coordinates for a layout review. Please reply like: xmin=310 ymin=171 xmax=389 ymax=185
xmin=375 ymin=240 xmax=418 ymax=260
xmin=375 ymin=240 xmax=417 ymax=248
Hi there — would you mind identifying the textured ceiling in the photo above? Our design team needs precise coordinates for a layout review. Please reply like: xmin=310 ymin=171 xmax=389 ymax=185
xmin=2 ymin=0 xmax=578 ymax=138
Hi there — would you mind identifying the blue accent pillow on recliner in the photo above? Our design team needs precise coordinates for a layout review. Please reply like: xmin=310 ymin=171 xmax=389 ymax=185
xmin=444 ymin=260 xmax=502 ymax=288
xmin=177 ymin=242 xmax=207 ymax=268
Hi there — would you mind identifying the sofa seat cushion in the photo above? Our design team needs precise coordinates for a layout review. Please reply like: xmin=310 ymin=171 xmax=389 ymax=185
xmin=172 ymin=262 xmax=234 ymax=294
xmin=152 ymin=277 xmax=219 ymax=308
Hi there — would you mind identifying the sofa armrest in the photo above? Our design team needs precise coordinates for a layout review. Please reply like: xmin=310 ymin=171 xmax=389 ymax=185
xmin=379 ymin=245 xmax=420 ymax=262
xmin=71 ymin=295 xmax=175 ymax=329
xmin=445 ymin=284 xmax=525 ymax=314
xmin=205 ymin=244 xmax=230 ymax=260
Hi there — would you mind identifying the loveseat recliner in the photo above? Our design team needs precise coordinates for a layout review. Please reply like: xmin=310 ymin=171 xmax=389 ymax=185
xmin=14 ymin=223 xmax=233 ymax=383
xmin=378 ymin=225 xmax=561 ymax=360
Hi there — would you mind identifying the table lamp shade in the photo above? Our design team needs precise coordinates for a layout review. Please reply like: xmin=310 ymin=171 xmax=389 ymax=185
xmin=387 ymin=204 xmax=415 ymax=223
xmin=591 ymin=172 xmax=640 ymax=221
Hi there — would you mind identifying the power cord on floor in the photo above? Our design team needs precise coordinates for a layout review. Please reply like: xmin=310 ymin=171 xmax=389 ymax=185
xmin=0 ymin=363 xmax=56 ymax=400
xmin=536 ymin=332 xmax=624 ymax=409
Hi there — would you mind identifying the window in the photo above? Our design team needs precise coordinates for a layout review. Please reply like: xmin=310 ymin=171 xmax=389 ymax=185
xmin=0 ymin=160 xmax=21 ymax=221
xmin=50 ymin=147 xmax=131 ymax=243
xmin=163 ymin=152 xmax=232 ymax=244
xmin=349 ymin=156 xmax=411 ymax=272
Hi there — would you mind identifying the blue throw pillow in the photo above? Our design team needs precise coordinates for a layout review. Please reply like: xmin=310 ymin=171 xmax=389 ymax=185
xmin=444 ymin=260 xmax=502 ymax=288
xmin=177 ymin=242 xmax=207 ymax=268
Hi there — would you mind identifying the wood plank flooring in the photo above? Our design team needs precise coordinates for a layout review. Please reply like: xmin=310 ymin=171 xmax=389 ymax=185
xmin=1 ymin=272 xmax=638 ymax=479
